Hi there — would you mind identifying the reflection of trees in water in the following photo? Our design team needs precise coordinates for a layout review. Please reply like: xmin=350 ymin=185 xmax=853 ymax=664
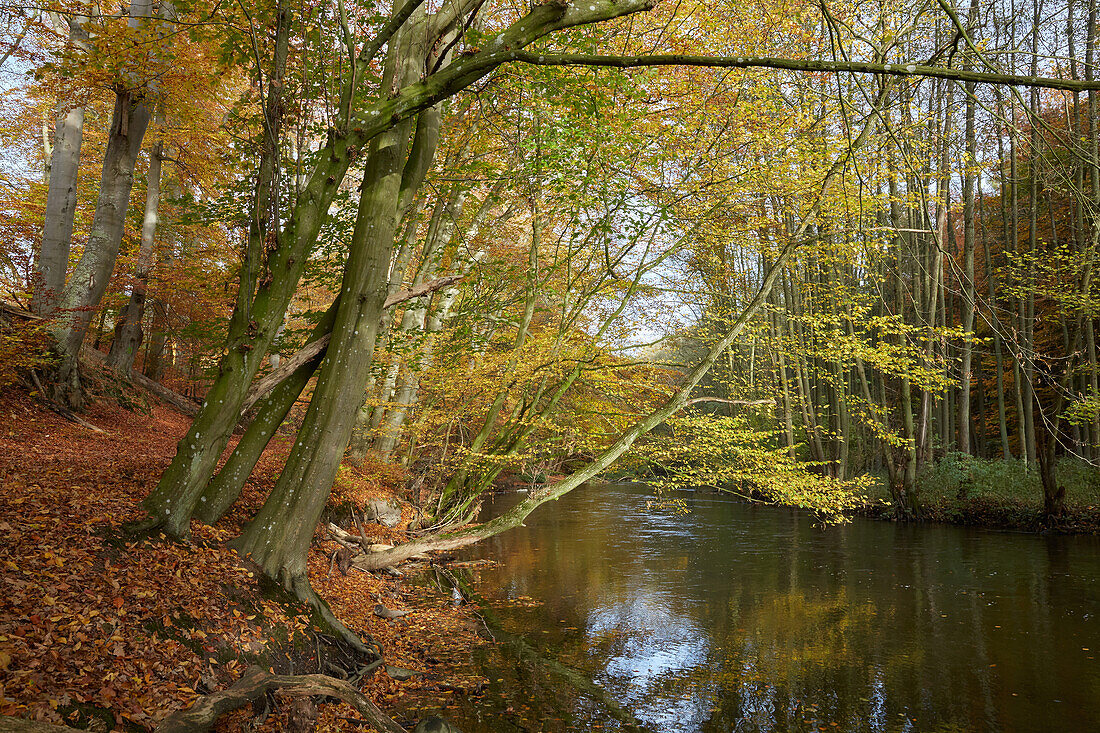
xmin=458 ymin=486 xmax=1100 ymax=731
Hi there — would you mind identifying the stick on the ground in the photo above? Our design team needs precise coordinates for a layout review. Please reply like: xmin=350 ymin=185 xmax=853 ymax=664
xmin=28 ymin=370 xmax=105 ymax=433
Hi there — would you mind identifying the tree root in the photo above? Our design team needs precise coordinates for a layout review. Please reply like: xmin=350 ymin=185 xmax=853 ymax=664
xmin=285 ymin=573 xmax=382 ymax=659
xmin=27 ymin=369 xmax=104 ymax=433
xmin=153 ymin=664 xmax=407 ymax=733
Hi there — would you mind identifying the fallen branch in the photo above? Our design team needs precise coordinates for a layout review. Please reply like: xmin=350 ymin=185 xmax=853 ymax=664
xmin=241 ymin=335 xmax=331 ymax=414
xmin=128 ymin=369 xmax=199 ymax=416
xmin=81 ymin=347 xmax=199 ymax=416
xmin=241 ymin=275 xmax=464 ymax=413
xmin=351 ymin=83 xmax=889 ymax=572
xmin=326 ymin=522 xmax=365 ymax=549
xmin=154 ymin=665 xmax=406 ymax=733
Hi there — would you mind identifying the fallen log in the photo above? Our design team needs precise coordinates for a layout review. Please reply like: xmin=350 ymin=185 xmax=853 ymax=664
xmin=128 ymin=369 xmax=199 ymax=416
xmin=154 ymin=665 xmax=406 ymax=733
xmin=81 ymin=347 xmax=199 ymax=416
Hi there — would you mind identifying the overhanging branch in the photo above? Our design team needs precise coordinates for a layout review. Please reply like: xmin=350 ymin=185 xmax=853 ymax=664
xmin=509 ymin=52 xmax=1100 ymax=92
xmin=683 ymin=397 xmax=773 ymax=408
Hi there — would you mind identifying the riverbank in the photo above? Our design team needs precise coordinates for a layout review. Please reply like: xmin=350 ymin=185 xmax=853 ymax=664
xmin=0 ymin=389 xmax=489 ymax=731
xmin=860 ymin=453 xmax=1100 ymax=533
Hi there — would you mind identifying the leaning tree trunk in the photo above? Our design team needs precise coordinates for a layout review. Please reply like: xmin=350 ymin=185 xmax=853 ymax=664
xmin=357 ymin=231 xmax=805 ymax=570
xmin=374 ymin=258 xmax=473 ymax=459
xmin=232 ymin=79 xmax=418 ymax=647
xmin=139 ymin=0 xmax=644 ymax=538
xmin=358 ymin=91 xmax=889 ymax=569
xmin=193 ymin=303 xmax=337 ymax=524
xmin=194 ymin=274 xmax=464 ymax=524
xmin=108 ymin=131 xmax=163 ymax=374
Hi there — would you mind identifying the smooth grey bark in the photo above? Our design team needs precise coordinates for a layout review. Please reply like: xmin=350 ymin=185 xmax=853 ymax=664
xmin=365 ymin=189 xmax=455 ymax=442
xmin=51 ymin=90 xmax=152 ymax=401
xmin=107 ymin=131 xmax=163 ymax=373
xmin=195 ymin=275 xmax=463 ymax=524
xmin=50 ymin=1 xmax=160 ymax=403
xmin=232 ymin=79 xmax=416 ymax=649
xmin=959 ymin=12 xmax=978 ymax=453
xmin=374 ymin=249 xmax=481 ymax=458
xmin=32 ymin=16 xmax=90 ymax=316
xmin=193 ymin=304 xmax=332 ymax=525
xmin=229 ymin=12 xmax=451 ymax=646
xmin=33 ymin=104 xmax=85 ymax=316
xmin=372 ymin=190 xmax=476 ymax=456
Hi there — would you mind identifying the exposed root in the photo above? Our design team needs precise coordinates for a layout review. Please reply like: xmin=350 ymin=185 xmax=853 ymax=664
xmin=27 ymin=370 xmax=103 ymax=433
xmin=153 ymin=664 xmax=406 ymax=733
xmin=0 ymin=716 xmax=83 ymax=732
xmin=287 ymin=573 xmax=382 ymax=659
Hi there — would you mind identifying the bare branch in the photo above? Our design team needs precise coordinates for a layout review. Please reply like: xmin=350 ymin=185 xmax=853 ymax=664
xmin=509 ymin=52 xmax=1100 ymax=92
xmin=683 ymin=397 xmax=773 ymax=407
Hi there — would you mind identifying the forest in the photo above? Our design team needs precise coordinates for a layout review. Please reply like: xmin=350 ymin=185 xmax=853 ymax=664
xmin=2 ymin=0 xmax=1100 ymax=730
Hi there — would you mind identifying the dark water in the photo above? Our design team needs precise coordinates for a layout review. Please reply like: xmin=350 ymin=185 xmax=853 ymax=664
xmin=436 ymin=483 xmax=1100 ymax=732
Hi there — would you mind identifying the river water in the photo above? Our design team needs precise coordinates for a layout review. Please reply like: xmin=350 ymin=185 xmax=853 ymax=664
xmin=436 ymin=483 xmax=1100 ymax=732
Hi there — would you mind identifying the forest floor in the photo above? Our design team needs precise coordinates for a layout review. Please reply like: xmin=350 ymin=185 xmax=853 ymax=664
xmin=0 ymin=385 xmax=492 ymax=732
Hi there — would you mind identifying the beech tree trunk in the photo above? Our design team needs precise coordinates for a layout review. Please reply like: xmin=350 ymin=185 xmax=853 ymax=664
xmin=231 ymin=34 xmax=421 ymax=643
xmin=108 ymin=132 xmax=163 ymax=374
xmin=32 ymin=103 xmax=84 ymax=316
xmin=140 ymin=0 xmax=651 ymax=539
xmin=959 ymin=29 xmax=977 ymax=454
xmin=51 ymin=89 xmax=152 ymax=403
xmin=358 ymin=90 xmax=888 ymax=568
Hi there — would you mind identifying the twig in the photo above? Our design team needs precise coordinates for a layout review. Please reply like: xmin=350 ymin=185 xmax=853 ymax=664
xmin=28 ymin=370 xmax=106 ymax=433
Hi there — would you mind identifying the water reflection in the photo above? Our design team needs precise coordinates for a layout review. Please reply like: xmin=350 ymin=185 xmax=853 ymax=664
xmin=445 ymin=484 xmax=1100 ymax=732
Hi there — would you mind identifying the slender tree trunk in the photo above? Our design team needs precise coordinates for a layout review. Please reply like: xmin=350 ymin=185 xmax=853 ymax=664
xmin=1087 ymin=0 xmax=1100 ymax=458
xmin=959 ymin=33 xmax=978 ymax=453
xmin=51 ymin=89 xmax=153 ymax=403
xmin=372 ymin=188 xmax=462 ymax=454
xmin=1020 ymin=0 xmax=1042 ymax=469
xmin=144 ymin=298 xmax=170 ymax=380
xmin=139 ymin=0 xmax=632 ymax=537
xmin=889 ymin=154 xmax=918 ymax=510
xmin=32 ymin=15 xmax=89 ymax=316
xmin=33 ymin=103 xmax=85 ymax=316
xmin=108 ymin=130 xmax=163 ymax=374
xmin=50 ymin=2 xmax=162 ymax=404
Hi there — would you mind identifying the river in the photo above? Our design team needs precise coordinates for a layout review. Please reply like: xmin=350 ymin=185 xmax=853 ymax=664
xmin=429 ymin=483 xmax=1100 ymax=732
